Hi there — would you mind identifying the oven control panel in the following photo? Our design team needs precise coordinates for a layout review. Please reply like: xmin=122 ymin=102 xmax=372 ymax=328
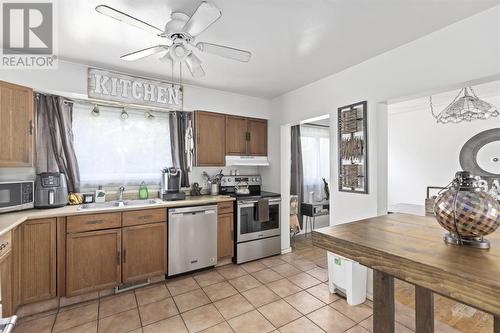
xmin=221 ymin=175 xmax=262 ymax=186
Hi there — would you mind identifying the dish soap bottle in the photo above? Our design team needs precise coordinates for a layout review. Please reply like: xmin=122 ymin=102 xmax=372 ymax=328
xmin=139 ymin=181 xmax=149 ymax=200
xmin=95 ymin=185 xmax=106 ymax=203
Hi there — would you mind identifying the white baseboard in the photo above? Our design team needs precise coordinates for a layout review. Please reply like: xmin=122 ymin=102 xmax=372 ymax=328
xmin=281 ymin=247 xmax=292 ymax=254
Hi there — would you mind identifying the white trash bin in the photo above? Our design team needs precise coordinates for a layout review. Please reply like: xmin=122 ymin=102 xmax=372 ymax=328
xmin=327 ymin=251 xmax=367 ymax=305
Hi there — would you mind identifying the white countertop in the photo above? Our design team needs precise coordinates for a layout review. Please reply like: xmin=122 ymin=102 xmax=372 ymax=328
xmin=0 ymin=195 xmax=234 ymax=236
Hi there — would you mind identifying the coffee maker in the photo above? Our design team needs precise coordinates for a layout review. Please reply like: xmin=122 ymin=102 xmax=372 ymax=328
xmin=160 ymin=167 xmax=186 ymax=201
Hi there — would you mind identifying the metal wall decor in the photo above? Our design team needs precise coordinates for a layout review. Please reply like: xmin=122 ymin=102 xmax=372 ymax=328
xmin=338 ymin=101 xmax=368 ymax=193
xmin=460 ymin=128 xmax=500 ymax=184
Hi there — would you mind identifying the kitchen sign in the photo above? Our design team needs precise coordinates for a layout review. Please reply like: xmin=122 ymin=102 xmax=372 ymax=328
xmin=88 ymin=68 xmax=183 ymax=109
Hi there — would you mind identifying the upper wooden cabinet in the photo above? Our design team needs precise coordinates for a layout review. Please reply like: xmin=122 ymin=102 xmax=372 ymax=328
xmin=194 ymin=111 xmax=226 ymax=166
xmin=225 ymin=116 xmax=248 ymax=155
xmin=247 ymin=118 xmax=268 ymax=156
xmin=14 ymin=218 xmax=57 ymax=305
xmin=0 ymin=81 xmax=34 ymax=167
xmin=226 ymin=116 xmax=267 ymax=156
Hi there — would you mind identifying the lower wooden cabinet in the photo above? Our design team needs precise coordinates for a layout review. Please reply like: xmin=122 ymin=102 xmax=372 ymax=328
xmin=66 ymin=229 xmax=121 ymax=297
xmin=122 ymin=223 xmax=167 ymax=283
xmin=217 ymin=213 xmax=234 ymax=259
xmin=0 ymin=250 xmax=13 ymax=316
xmin=15 ymin=218 xmax=56 ymax=305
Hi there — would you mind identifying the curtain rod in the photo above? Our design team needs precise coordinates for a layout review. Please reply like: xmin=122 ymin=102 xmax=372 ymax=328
xmin=34 ymin=91 xmax=189 ymax=113
xmin=302 ymin=123 xmax=329 ymax=128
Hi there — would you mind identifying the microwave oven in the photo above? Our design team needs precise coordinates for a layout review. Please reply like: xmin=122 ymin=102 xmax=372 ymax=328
xmin=0 ymin=181 xmax=34 ymax=214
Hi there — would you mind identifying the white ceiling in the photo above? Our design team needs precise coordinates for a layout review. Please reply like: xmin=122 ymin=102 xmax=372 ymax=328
xmin=59 ymin=0 xmax=500 ymax=98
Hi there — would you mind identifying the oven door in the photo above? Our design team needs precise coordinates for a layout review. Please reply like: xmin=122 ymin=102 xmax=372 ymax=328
xmin=237 ymin=198 xmax=281 ymax=243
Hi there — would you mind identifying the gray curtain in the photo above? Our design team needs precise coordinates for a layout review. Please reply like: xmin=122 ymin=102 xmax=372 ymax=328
xmin=290 ymin=125 xmax=304 ymax=227
xmin=35 ymin=93 xmax=80 ymax=192
xmin=169 ymin=111 xmax=191 ymax=187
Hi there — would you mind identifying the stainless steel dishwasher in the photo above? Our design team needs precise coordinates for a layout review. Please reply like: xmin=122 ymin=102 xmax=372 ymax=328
xmin=168 ymin=205 xmax=217 ymax=276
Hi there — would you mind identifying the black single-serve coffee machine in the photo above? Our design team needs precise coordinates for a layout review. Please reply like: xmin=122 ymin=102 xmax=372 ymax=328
xmin=160 ymin=167 xmax=186 ymax=201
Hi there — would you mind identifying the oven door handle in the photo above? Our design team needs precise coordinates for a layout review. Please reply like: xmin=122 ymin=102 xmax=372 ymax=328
xmin=238 ymin=199 xmax=281 ymax=207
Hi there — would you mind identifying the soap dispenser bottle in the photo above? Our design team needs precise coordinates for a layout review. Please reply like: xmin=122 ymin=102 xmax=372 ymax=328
xmin=139 ymin=181 xmax=149 ymax=200
xmin=95 ymin=185 xmax=106 ymax=203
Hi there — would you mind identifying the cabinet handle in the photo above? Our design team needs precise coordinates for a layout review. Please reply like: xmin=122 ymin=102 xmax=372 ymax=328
xmin=138 ymin=215 xmax=152 ymax=220
xmin=28 ymin=120 xmax=33 ymax=135
xmin=86 ymin=220 xmax=104 ymax=225
xmin=123 ymin=249 xmax=127 ymax=263
xmin=117 ymin=251 xmax=121 ymax=265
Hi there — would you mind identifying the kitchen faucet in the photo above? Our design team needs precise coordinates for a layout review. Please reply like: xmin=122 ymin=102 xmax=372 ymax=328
xmin=118 ymin=186 xmax=125 ymax=202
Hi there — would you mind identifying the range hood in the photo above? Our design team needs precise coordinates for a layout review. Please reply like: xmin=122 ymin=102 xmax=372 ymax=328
xmin=225 ymin=156 xmax=270 ymax=166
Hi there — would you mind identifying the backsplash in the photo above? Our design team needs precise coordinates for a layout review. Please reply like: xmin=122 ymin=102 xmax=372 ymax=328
xmin=189 ymin=166 xmax=259 ymax=191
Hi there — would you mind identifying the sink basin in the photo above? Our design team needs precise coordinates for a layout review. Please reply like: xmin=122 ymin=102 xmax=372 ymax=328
xmin=78 ymin=199 xmax=160 ymax=210
xmin=123 ymin=199 xmax=160 ymax=206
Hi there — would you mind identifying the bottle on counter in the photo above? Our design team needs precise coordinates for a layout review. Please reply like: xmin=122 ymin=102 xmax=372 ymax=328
xmin=139 ymin=181 xmax=149 ymax=200
xmin=95 ymin=185 xmax=106 ymax=203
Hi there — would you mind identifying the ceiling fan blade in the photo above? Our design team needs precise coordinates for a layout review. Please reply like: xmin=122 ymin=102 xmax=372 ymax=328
xmin=121 ymin=45 xmax=168 ymax=61
xmin=185 ymin=52 xmax=205 ymax=78
xmin=196 ymin=42 xmax=251 ymax=62
xmin=182 ymin=2 xmax=221 ymax=37
xmin=96 ymin=5 xmax=164 ymax=35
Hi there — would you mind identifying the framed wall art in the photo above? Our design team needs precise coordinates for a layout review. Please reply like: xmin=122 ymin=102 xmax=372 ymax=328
xmin=338 ymin=101 xmax=368 ymax=194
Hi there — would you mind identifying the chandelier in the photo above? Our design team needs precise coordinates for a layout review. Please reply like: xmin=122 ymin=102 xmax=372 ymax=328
xmin=430 ymin=86 xmax=499 ymax=124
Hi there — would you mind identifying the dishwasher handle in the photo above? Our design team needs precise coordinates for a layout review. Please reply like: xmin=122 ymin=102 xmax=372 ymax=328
xmin=171 ymin=209 xmax=216 ymax=216
xmin=169 ymin=205 xmax=218 ymax=216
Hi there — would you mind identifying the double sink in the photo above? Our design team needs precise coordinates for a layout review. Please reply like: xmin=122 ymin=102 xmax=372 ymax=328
xmin=79 ymin=199 xmax=161 ymax=210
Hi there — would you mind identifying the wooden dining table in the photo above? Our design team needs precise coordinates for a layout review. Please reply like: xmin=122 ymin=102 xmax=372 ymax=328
xmin=312 ymin=213 xmax=500 ymax=333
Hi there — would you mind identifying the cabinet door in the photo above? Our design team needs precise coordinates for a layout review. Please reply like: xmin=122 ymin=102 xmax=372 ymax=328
xmin=217 ymin=214 xmax=233 ymax=259
xmin=225 ymin=116 xmax=248 ymax=155
xmin=122 ymin=223 xmax=167 ymax=283
xmin=66 ymin=229 xmax=121 ymax=297
xmin=0 ymin=253 xmax=13 ymax=316
xmin=247 ymin=118 xmax=268 ymax=156
xmin=194 ymin=111 xmax=226 ymax=166
xmin=16 ymin=218 xmax=56 ymax=305
xmin=0 ymin=81 xmax=33 ymax=167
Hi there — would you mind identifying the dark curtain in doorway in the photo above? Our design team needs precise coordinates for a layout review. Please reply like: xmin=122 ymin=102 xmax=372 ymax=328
xmin=290 ymin=125 xmax=304 ymax=228
xmin=35 ymin=93 xmax=81 ymax=192
xmin=169 ymin=111 xmax=192 ymax=187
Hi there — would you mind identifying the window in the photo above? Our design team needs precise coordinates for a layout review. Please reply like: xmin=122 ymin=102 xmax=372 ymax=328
xmin=300 ymin=125 xmax=330 ymax=201
xmin=73 ymin=102 xmax=172 ymax=187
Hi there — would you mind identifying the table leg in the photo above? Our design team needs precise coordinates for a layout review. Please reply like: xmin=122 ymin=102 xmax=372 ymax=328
xmin=494 ymin=316 xmax=500 ymax=333
xmin=373 ymin=270 xmax=395 ymax=333
xmin=415 ymin=286 xmax=434 ymax=333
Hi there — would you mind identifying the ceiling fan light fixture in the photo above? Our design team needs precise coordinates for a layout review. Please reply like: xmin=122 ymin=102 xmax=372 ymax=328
xmin=169 ymin=44 xmax=188 ymax=62
xmin=185 ymin=51 xmax=205 ymax=78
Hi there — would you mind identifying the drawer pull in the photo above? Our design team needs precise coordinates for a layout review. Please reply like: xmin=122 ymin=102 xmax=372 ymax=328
xmin=138 ymin=215 xmax=153 ymax=220
xmin=0 ymin=242 xmax=8 ymax=250
xmin=86 ymin=220 xmax=104 ymax=225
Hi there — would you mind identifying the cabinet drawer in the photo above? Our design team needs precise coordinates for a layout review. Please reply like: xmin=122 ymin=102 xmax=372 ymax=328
xmin=0 ymin=231 xmax=11 ymax=260
xmin=217 ymin=201 xmax=233 ymax=215
xmin=122 ymin=208 xmax=166 ymax=227
xmin=67 ymin=213 xmax=121 ymax=233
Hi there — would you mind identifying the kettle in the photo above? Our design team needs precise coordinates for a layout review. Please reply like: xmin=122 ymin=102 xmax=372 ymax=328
xmin=234 ymin=181 xmax=250 ymax=195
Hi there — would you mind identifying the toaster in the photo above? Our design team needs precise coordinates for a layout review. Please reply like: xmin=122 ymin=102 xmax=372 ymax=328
xmin=34 ymin=173 xmax=68 ymax=208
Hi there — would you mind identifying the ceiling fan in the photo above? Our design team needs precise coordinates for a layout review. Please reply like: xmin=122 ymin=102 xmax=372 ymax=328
xmin=95 ymin=2 xmax=252 ymax=78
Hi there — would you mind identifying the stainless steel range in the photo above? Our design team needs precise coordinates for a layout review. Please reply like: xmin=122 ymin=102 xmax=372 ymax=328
xmin=220 ymin=175 xmax=281 ymax=264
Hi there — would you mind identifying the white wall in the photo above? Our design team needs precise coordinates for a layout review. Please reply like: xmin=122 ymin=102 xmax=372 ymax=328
xmin=273 ymin=5 xmax=500 ymax=296
xmin=274 ymin=4 xmax=500 ymax=224
xmin=0 ymin=60 xmax=277 ymax=190
xmin=388 ymin=95 xmax=500 ymax=206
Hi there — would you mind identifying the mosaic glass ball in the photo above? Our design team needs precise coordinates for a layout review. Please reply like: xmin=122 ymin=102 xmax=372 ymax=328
xmin=434 ymin=189 xmax=500 ymax=238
